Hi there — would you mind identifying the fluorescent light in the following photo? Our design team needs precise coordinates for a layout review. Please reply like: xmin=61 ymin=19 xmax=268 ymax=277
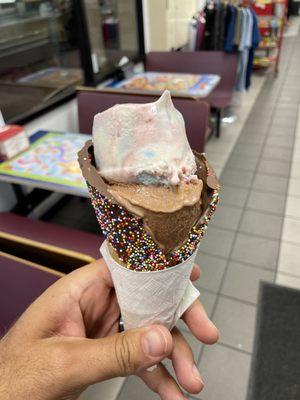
xmin=0 ymin=0 xmax=17 ymax=4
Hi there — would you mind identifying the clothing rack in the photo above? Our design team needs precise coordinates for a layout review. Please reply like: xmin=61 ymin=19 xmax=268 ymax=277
xmin=187 ymin=0 xmax=261 ymax=92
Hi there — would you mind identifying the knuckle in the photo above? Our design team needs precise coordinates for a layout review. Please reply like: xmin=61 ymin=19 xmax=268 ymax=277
xmin=114 ymin=333 xmax=138 ymax=376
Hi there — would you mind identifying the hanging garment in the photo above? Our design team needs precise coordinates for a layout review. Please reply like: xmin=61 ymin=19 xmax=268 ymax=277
xmin=212 ymin=2 xmax=222 ymax=50
xmin=245 ymin=8 xmax=254 ymax=49
xmin=219 ymin=3 xmax=229 ymax=50
xmin=201 ymin=5 xmax=216 ymax=50
xmin=196 ymin=11 xmax=206 ymax=50
xmin=246 ymin=8 xmax=260 ymax=89
xmin=233 ymin=8 xmax=243 ymax=47
xmin=213 ymin=3 xmax=228 ymax=50
xmin=236 ymin=8 xmax=253 ymax=91
xmin=224 ymin=5 xmax=237 ymax=52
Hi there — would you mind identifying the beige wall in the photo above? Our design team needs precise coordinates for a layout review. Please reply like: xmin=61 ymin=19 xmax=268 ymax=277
xmin=143 ymin=0 xmax=197 ymax=51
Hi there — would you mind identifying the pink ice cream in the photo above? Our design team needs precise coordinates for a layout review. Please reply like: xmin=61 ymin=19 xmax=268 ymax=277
xmin=92 ymin=90 xmax=197 ymax=186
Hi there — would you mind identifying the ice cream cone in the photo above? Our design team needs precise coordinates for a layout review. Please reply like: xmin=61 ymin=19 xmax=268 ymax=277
xmin=77 ymin=91 xmax=220 ymax=330
xmin=78 ymin=141 xmax=219 ymax=272
xmin=101 ymin=241 xmax=200 ymax=330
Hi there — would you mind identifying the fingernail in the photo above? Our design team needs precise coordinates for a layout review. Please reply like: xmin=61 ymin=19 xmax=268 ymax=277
xmin=192 ymin=364 xmax=204 ymax=384
xmin=142 ymin=328 xmax=168 ymax=357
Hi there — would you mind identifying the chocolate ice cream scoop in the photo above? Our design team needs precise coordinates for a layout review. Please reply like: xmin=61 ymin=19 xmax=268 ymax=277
xmin=79 ymin=92 xmax=220 ymax=271
xmin=78 ymin=141 xmax=219 ymax=268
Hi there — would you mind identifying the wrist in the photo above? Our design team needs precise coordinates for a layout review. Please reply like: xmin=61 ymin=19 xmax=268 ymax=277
xmin=0 ymin=341 xmax=11 ymax=399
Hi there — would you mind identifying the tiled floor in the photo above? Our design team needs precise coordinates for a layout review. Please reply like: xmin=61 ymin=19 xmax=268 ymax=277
xmin=54 ymin=20 xmax=300 ymax=400
xmin=189 ymin=23 xmax=300 ymax=400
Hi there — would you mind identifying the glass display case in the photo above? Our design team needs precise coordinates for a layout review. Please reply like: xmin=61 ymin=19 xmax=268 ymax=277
xmin=76 ymin=0 xmax=144 ymax=85
xmin=0 ymin=0 xmax=144 ymax=123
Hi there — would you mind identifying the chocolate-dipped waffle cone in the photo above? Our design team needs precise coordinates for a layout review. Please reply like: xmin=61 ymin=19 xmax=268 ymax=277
xmin=78 ymin=141 xmax=220 ymax=272
xmin=78 ymin=140 xmax=219 ymax=329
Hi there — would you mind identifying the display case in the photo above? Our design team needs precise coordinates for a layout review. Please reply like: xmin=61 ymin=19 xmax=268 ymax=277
xmin=75 ymin=0 xmax=144 ymax=85
xmin=0 ymin=0 xmax=144 ymax=122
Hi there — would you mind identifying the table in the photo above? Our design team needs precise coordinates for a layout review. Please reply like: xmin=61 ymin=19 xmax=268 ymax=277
xmin=103 ymin=71 xmax=220 ymax=98
xmin=0 ymin=130 xmax=89 ymax=203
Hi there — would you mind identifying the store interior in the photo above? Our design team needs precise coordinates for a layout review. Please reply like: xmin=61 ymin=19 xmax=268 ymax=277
xmin=0 ymin=1 xmax=300 ymax=400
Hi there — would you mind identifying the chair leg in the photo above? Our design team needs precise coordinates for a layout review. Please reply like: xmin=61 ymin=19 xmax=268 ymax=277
xmin=216 ymin=108 xmax=222 ymax=138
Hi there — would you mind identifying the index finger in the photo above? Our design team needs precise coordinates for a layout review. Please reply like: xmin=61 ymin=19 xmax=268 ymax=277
xmin=181 ymin=299 xmax=219 ymax=345
xmin=190 ymin=264 xmax=201 ymax=282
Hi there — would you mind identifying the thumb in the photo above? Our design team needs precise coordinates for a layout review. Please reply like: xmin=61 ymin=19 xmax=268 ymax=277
xmin=65 ymin=325 xmax=173 ymax=386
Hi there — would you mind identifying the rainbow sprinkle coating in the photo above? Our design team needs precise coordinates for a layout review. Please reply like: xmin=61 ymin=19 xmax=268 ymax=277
xmin=88 ymin=183 xmax=219 ymax=272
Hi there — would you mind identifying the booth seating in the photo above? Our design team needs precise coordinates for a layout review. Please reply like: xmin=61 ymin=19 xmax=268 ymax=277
xmin=0 ymin=251 xmax=62 ymax=337
xmin=0 ymin=213 xmax=104 ymax=335
xmin=144 ymin=51 xmax=238 ymax=137
xmin=0 ymin=213 xmax=104 ymax=274
xmin=77 ymin=88 xmax=210 ymax=153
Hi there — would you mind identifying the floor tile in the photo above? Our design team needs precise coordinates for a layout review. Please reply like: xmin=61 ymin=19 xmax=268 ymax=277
xmin=291 ymin=149 xmax=300 ymax=163
xmin=204 ymin=149 xmax=229 ymax=165
xmin=275 ymin=109 xmax=298 ymax=118
xmin=225 ymin=154 xmax=259 ymax=171
xmin=198 ymin=290 xmax=217 ymax=318
xmin=285 ymin=195 xmax=300 ymax=218
xmin=176 ymin=318 xmax=190 ymax=333
xmin=293 ymin=137 xmax=300 ymax=150
xmin=117 ymin=376 xmax=159 ymax=400
xmin=270 ymin=116 xmax=297 ymax=128
xmin=232 ymin=233 xmax=279 ymax=270
xmin=196 ymin=344 xmax=251 ymax=400
xmin=221 ymin=261 xmax=274 ymax=304
xmin=239 ymin=210 xmax=283 ymax=239
xmin=200 ymin=227 xmax=235 ymax=258
xmin=268 ymin=126 xmax=295 ymax=138
xmin=246 ymin=190 xmax=286 ymax=215
xmin=237 ymin=133 xmax=266 ymax=145
xmin=212 ymin=297 xmax=256 ymax=353
xmin=219 ymin=185 xmax=248 ymax=208
xmin=220 ymin=169 xmax=254 ymax=189
xmin=275 ymin=103 xmax=298 ymax=112
xmin=252 ymin=173 xmax=288 ymax=194
xmin=282 ymin=217 xmax=300 ymax=244
xmin=288 ymin=177 xmax=300 ymax=196
xmin=257 ymin=159 xmax=290 ymax=177
xmin=195 ymin=253 xmax=227 ymax=293
xmin=80 ymin=378 xmax=125 ymax=400
xmin=205 ymin=139 xmax=233 ymax=154
xmin=261 ymin=145 xmax=292 ymax=162
xmin=278 ymin=241 xmax=300 ymax=277
xmin=211 ymin=204 xmax=243 ymax=231
xmin=276 ymin=273 xmax=300 ymax=290
xmin=290 ymin=161 xmax=300 ymax=178
xmin=181 ymin=330 xmax=203 ymax=359
xmin=213 ymin=166 xmax=223 ymax=177
xmin=232 ymin=143 xmax=263 ymax=157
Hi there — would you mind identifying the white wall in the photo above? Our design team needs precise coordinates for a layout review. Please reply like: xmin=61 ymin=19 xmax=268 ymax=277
xmin=25 ymin=99 xmax=78 ymax=137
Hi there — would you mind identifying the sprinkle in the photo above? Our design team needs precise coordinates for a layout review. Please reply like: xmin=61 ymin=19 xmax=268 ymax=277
xmin=88 ymin=183 xmax=219 ymax=272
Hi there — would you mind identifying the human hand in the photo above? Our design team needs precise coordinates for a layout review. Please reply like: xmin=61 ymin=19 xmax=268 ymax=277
xmin=0 ymin=258 xmax=218 ymax=400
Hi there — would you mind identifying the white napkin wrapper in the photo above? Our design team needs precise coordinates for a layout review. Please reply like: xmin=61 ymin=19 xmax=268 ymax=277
xmin=100 ymin=241 xmax=200 ymax=330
